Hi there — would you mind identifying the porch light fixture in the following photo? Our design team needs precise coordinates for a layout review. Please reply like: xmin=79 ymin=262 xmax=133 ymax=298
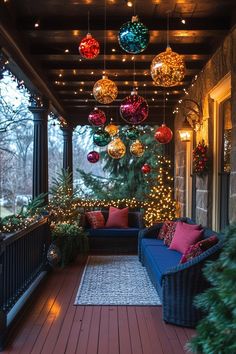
xmin=178 ymin=119 xmax=192 ymax=142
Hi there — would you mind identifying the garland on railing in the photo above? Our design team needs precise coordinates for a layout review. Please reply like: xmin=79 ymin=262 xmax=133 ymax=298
xmin=193 ymin=140 xmax=209 ymax=176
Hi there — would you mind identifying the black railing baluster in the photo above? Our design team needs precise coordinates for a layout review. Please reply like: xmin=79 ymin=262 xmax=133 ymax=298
xmin=0 ymin=220 xmax=50 ymax=350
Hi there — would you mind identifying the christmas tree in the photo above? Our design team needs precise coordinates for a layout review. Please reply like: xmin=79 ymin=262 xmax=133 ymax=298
xmin=48 ymin=169 xmax=80 ymax=225
xmin=143 ymin=155 xmax=176 ymax=226
xmin=189 ymin=223 xmax=236 ymax=354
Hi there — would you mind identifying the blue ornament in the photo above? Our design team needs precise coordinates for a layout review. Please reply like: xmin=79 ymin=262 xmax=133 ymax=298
xmin=118 ymin=16 xmax=149 ymax=54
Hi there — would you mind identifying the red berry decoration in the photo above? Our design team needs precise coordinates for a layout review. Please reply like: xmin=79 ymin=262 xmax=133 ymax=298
xmin=154 ymin=124 xmax=173 ymax=144
xmin=193 ymin=140 xmax=208 ymax=176
xmin=79 ymin=33 xmax=100 ymax=59
xmin=141 ymin=163 xmax=151 ymax=174
xmin=88 ymin=108 xmax=106 ymax=126
xmin=87 ymin=151 xmax=100 ymax=163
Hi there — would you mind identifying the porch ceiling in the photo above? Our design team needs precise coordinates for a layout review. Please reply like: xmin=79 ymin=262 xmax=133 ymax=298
xmin=0 ymin=0 xmax=236 ymax=126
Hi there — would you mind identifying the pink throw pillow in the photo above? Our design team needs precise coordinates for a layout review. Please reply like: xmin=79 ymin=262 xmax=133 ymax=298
xmin=86 ymin=211 xmax=105 ymax=229
xmin=180 ymin=235 xmax=219 ymax=264
xmin=169 ymin=221 xmax=203 ymax=253
xmin=105 ymin=206 xmax=129 ymax=228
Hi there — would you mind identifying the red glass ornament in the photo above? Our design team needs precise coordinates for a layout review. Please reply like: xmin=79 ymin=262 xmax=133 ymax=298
xmin=87 ymin=151 xmax=100 ymax=163
xmin=88 ymin=108 xmax=106 ymax=126
xmin=120 ymin=91 xmax=148 ymax=125
xmin=154 ymin=124 xmax=173 ymax=144
xmin=141 ymin=163 xmax=151 ymax=174
xmin=79 ymin=33 xmax=100 ymax=59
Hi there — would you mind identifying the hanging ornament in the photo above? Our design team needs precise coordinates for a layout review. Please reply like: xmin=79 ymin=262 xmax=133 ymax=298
xmin=125 ymin=126 xmax=140 ymax=140
xmin=47 ymin=243 xmax=61 ymax=267
xmin=105 ymin=123 xmax=119 ymax=136
xmin=93 ymin=128 xmax=111 ymax=147
xmin=93 ymin=75 xmax=118 ymax=104
xmin=141 ymin=163 xmax=151 ymax=174
xmin=118 ymin=16 xmax=149 ymax=54
xmin=88 ymin=108 xmax=106 ymax=126
xmin=151 ymin=46 xmax=185 ymax=87
xmin=79 ymin=33 xmax=100 ymax=59
xmin=107 ymin=137 xmax=126 ymax=159
xmin=120 ymin=91 xmax=148 ymax=125
xmin=87 ymin=151 xmax=100 ymax=163
xmin=154 ymin=124 xmax=173 ymax=144
xmin=130 ymin=139 xmax=145 ymax=157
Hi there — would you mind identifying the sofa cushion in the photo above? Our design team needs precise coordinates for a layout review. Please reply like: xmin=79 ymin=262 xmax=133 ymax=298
xmin=88 ymin=228 xmax=140 ymax=238
xmin=180 ymin=235 xmax=219 ymax=264
xmin=143 ymin=244 xmax=182 ymax=283
xmin=105 ymin=206 xmax=129 ymax=228
xmin=169 ymin=221 xmax=203 ymax=253
xmin=85 ymin=211 xmax=105 ymax=229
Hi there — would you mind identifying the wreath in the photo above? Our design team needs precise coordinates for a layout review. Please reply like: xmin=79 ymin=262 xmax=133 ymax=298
xmin=193 ymin=140 xmax=208 ymax=176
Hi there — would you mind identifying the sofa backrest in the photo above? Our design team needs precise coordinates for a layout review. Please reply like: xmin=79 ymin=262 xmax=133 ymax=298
xmin=183 ymin=217 xmax=221 ymax=240
xmin=83 ymin=210 xmax=144 ymax=228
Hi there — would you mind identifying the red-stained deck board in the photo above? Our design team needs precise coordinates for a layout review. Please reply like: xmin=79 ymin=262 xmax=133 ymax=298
xmin=3 ymin=256 xmax=194 ymax=354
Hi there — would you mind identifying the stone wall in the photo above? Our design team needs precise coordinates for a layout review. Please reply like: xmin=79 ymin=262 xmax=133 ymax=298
xmin=174 ymin=27 xmax=236 ymax=227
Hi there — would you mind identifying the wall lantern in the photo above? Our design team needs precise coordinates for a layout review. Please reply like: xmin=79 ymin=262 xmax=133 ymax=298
xmin=178 ymin=119 xmax=192 ymax=142
xmin=182 ymin=99 xmax=203 ymax=131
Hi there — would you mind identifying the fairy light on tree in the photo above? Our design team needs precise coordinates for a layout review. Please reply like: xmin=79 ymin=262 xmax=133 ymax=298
xmin=143 ymin=155 xmax=176 ymax=226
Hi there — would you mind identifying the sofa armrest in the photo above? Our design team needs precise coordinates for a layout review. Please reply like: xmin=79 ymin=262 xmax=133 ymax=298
xmin=161 ymin=239 xmax=224 ymax=327
xmin=138 ymin=223 xmax=163 ymax=260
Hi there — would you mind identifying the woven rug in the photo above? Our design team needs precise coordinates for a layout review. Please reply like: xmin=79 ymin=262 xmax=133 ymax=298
xmin=74 ymin=255 xmax=161 ymax=306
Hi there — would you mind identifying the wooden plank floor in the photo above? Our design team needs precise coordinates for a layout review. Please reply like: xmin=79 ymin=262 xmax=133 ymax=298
xmin=2 ymin=256 xmax=195 ymax=354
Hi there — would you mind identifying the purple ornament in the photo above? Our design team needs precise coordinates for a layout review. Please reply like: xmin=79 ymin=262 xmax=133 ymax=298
xmin=87 ymin=151 xmax=100 ymax=163
xmin=88 ymin=108 xmax=106 ymax=126
xmin=120 ymin=91 xmax=149 ymax=125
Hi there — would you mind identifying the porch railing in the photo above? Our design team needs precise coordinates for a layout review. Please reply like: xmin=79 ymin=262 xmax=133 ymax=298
xmin=0 ymin=219 xmax=51 ymax=350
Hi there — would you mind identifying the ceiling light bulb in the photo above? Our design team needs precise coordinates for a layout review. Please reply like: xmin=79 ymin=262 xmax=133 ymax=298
xmin=181 ymin=19 xmax=186 ymax=24
xmin=127 ymin=1 xmax=133 ymax=7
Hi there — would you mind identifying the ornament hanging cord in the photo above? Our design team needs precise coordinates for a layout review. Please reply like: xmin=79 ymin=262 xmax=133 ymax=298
xmin=166 ymin=11 xmax=170 ymax=48
xmin=163 ymin=90 xmax=166 ymax=124
xmin=87 ymin=10 xmax=90 ymax=33
xmin=103 ymin=0 xmax=107 ymax=73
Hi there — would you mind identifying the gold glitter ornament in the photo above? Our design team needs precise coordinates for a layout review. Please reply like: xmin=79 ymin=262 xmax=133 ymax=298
xmin=105 ymin=123 xmax=119 ymax=137
xmin=150 ymin=46 xmax=185 ymax=87
xmin=93 ymin=75 xmax=118 ymax=104
xmin=130 ymin=139 xmax=145 ymax=157
xmin=107 ymin=137 xmax=126 ymax=159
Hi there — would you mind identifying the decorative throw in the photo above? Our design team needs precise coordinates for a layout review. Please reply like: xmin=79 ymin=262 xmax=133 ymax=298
xmin=85 ymin=210 xmax=105 ymax=229
xmin=180 ymin=235 xmax=219 ymax=264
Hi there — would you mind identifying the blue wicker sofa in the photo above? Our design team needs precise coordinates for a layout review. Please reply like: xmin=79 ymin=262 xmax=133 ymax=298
xmin=84 ymin=210 xmax=144 ymax=253
xmin=138 ymin=218 xmax=224 ymax=327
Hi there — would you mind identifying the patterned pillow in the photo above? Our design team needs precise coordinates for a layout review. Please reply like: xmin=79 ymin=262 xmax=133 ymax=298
xmin=158 ymin=222 xmax=168 ymax=240
xmin=180 ymin=235 xmax=219 ymax=264
xmin=85 ymin=211 xmax=105 ymax=229
xmin=163 ymin=221 xmax=177 ymax=246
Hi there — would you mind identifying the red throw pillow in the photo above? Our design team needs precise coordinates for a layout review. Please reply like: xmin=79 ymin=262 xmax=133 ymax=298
xmin=169 ymin=221 xmax=203 ymax=253
xmin=180 ymin=235 xmax=219 ymax=264
xmin=86 ymin=211 xmax=105 ymax=229
xmin=105 ymin=206 xmax=129 ymax=228
xmin=159 ymin=221 xmax=169 ymax=239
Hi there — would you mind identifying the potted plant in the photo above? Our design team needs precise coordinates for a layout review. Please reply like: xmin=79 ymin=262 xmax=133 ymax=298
xmin=51 ymin=222 xmax=88 ymax=267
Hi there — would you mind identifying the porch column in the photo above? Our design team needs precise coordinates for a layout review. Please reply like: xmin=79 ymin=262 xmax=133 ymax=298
xmin=29 ymin=98 xmax=49 ymax=203
xmin=61 ymin=125 xmax=73 ymax=182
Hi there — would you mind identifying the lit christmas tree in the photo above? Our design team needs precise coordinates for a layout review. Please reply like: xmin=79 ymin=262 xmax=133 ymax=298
xmin=143 ymin=155 xmax=176 ymax=226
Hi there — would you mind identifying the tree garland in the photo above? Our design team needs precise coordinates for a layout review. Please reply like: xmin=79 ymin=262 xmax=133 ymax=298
xmin=193 ymin=140 xmax=208 ymax=176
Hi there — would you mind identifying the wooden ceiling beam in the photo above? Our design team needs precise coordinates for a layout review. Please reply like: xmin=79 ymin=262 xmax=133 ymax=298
xmin=18 ymin=16 xmax=231 ymax=31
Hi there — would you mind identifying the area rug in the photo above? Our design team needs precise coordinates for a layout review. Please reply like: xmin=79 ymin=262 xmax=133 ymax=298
xmin=74 ymin=255 xmax=161 ymax=306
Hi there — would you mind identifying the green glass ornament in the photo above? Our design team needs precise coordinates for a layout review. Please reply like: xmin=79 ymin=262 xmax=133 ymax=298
xmin=93 ymin=129 xmax=111 ymax=147
xmin=125 ymin=126 xmax=140 ymax=140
